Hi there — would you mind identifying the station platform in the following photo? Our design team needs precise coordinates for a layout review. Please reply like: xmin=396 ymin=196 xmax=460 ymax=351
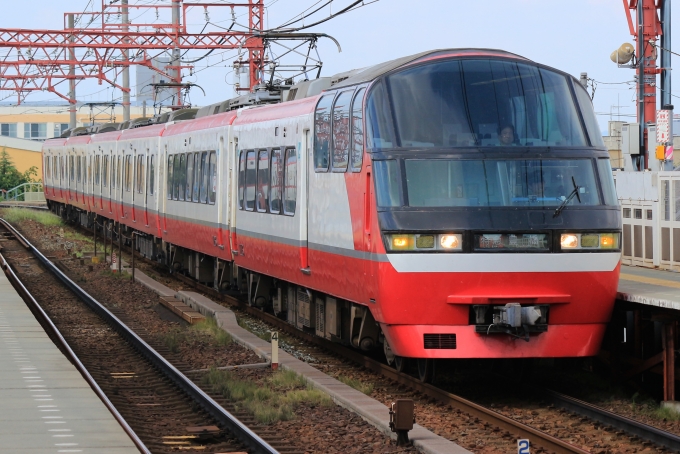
xmin=0 ymin=269 xmax=138 ymax=452
xmin=618 ymin=264 xmax=680 ymax=309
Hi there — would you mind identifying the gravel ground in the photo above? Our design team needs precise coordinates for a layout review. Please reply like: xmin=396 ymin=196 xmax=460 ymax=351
xmin=9 ymin=214 xmax=420 ymax=454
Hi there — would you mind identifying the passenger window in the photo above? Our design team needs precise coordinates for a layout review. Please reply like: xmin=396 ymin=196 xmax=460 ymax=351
xmin=125 ymin=155 xmax=132 ymax=192
xmin=167 ymin=155 xmax=174 ymax=199
xmin=117 ymin=156 xmax=122 ymax=190
xmin=257 ymin=149 xmax=269 ymax=212
xmin=332 ymin=91 xmax=353 ymax=171
xmin=112 ymin=156 xmax=117 ymax=189
xmin=149 ymin=155 xmax=155 ymax=195
xmin=77 ymin=156 xmax=81 ymax=183
xmin=103 ymin=156 xmax=108 ymax=187
xmin=269 ymin=148 xmax=282 ymax=213
xmin=245 ymin=150 xmax=256 ymax=210
xmin=200 ymin=152 xmax=209 ymax=204
xmin=351 ymin=88 xmax=365 ymax=171
xmin=186 ymin=152 xmax=194 ymax=201
xmin=238 ymin=151 xmax=245 ymax=209
xmin=192 ymin=152 xmax=201 ymax=202
xmin=173 ymin=154 xmax=181 ymax=200
xmin=283 ymin=148 xmax=297 ymax=215
xmin=314 ymin=94 xmax=335 ymax=172
xmin=178 ymin=154 xmax=186 ymax=201
xmin=208 ymin=151 xmax=217 ymax=205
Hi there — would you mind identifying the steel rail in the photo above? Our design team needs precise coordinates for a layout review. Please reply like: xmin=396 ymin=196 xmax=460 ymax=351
xmin=0 ymin=218 xmax=278 ymax=454
xmin=0 ymin=242 xmax=149 ymax=453
xmin=546 ymin=390 xmax=680 ymax=452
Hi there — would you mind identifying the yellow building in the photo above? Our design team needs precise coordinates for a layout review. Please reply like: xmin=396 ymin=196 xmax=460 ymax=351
xmin=0 ymin=136 xmax=43 ymax=176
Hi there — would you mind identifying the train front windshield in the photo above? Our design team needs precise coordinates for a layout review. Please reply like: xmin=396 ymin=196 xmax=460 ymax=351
xmin=366 ymin=58 xmax=604 ymax=148
xmin=374 ymin=158 xmax=620 ymax=208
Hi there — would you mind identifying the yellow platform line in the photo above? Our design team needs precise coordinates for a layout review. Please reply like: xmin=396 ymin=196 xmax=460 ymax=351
xmin=620 ymin=273 xmax=680 ymax=290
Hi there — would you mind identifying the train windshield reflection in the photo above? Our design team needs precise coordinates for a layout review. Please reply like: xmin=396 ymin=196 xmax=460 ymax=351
xmin=375 ymin=159 xmax=600 ymax=208
xmin=367 ymin=59 xmax=590 ymax=149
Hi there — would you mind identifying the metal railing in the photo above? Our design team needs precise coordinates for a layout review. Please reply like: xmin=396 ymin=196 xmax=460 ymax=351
xmin=614 ymin=170 xmax=680 ymax=270
xmin=0 ymin=182 xmax=44 ymax=202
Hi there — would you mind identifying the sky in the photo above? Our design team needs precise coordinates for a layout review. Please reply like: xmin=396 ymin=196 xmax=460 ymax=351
xmin=2 ymin=0 xmax=675 ymax=133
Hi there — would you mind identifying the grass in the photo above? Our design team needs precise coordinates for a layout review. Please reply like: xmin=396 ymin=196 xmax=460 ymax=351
xmin=100 ymin=269 xmax=128 ymax=280
xmin=202 ymin=368 xmax=333 ymax=425
xmin=2 ymin=207 xmax=63 ymax=226
xmin=161 ymin=329 xmax=187 ymax=354
xmin=191 ymin=317 xmax=232 ymax=346
xmin=337 ymin=375 xmax=374 ymax=395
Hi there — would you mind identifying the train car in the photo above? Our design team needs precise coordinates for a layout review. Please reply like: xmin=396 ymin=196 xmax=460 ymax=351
xmin=43 ymin=48 xmax=621 ymax=382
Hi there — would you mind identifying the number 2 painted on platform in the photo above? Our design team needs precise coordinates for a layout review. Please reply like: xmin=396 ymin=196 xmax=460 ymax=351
xmin=518 ymin=439 xmax=530 ymax=454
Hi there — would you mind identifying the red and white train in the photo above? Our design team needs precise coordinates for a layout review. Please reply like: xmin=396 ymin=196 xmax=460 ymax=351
xmin=42 ymin=49 xmax=621 ymax=382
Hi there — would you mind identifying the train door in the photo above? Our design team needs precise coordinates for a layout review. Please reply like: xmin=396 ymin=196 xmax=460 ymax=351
xmin=216 ymin=136 xmax=226 ymax=250
xmin=229 ymin=138 xmax=239 ymax=257
xmin=362 ymin=165 xmax=373 ymax=280
xmin=300 ymin=129 xmax=311 ymax=273
xmin=131 ymin=149 xmax=138 ymax=223
xmin=144 ymin=148 xmax=152 ymax=228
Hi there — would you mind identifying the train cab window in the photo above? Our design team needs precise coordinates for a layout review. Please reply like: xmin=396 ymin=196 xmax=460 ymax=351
xmin=197 ymin=152 xmax=207 ymax=204
xmin=102 ymin=156 xmax=108 ymax=187
xmin=332 ymin=91 xmax=353 ymax=171
xmin=238 ymin=151 xmax=245 ymax=209
xmin=208 ymin=151 xmax=217 ymax=205
xmin=314 ymin=94 xmax=335 ymax=172
xmin=245 ymin=150 xmax=256 ymax=210
xmin=148 ymin=155 xmax=155 ymax=195
xmin=350 ymin=88 xmax=366 ymax=172
xmin=186 ymin=152 xmax=194 ymax=201
xmin=178 ymin=154 xmax=186 ymax=201
xmin=192 ymin=152 xmax=201 ymax=202
xmin=283 ymin=148 xmax=297 ymax=215
xmin=167 ymin=155 xmax=174 ymax=199
xmin=374 ymin=160 xmax=402 ymax=207
xmin=256 ymin=149 xmax=269 ymax=212
xmin=597 ymin=159 xmax=618 ymax=206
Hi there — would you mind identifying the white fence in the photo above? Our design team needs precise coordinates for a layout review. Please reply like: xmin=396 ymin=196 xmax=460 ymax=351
xmin=615 ymin=171 xmax=680 ymax=270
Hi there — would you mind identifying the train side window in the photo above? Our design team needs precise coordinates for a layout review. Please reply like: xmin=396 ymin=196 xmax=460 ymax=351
xmin=269 ymin=148 xmax=282 ymax=214
xmin=60 ymin=156 xmax=64 ymax=181
xmin=208 ymin=151 xmax=217 ymax=205
xmin=94 ymin=156 xmax=99 ymax=185
xmin=314 ymin=94 xmax=335 ymax=172
xmin=245 ymin=150 xmax=256 ymax=210
xmin=192 ymin=152 xmax=200 ymax=202
xmin=283 ymin=148 xmax=297 ymax=216
xmin=76 ymin=156 xmax=81 ymax=183
xmin=186 ymin=152 xmax=194 ymax=201
xmin=198 ymin=152 xmax=208 ymax=204
xmin=238 ymin=151 xmax=245 ymax=209
xmin=70 ymin=155 xmax=74 ymax=181
xmin=257 ymin=149 xmax=269 ymax=212
xmin=125 ymin=155 xmax=133 ymax=192
xmin=351 ymin=88 xmax=366 ymax=172
xmin=117 ymin=156 xmax=122 ymax=190
xmin=140 ymin=155 xmax=146 ymax=194
xmin=178 ymin=154 xmax=186 ymax=201
xmin=103 ymin=156 xmax=108 ymax=187
xmin=332 ymin=90 xmax=353 ymax=172
xmin=112 ymin=156 xmax=116 ymax=189
xmin=148 ymin=155 xmax=155 ymax=195
xmin=173 ymin=154 xmax=181 ymax=200
xmin=87 ymin=156 xmax=91 ymax=185
xmin=167 ymin=155 xmax=174 ymax=199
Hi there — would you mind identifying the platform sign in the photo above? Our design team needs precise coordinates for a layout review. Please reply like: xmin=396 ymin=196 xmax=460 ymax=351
xmin=657 ymin=109 xmax=671 ymax=143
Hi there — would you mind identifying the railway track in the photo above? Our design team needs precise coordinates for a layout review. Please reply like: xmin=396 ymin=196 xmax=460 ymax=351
xmin=168 ymin=261 xmax=680 ymax=453
xmin=0 ymin=218 xmax=279 ymax=454
xmin=7 ymin=209 xmax=680 ymax=453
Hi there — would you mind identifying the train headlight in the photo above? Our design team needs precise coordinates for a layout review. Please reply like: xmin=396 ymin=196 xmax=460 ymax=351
xmin=600 ymin=233 xmax=618 ymax=249
xmin=439 ymin=234 xmax=462 ymax=250
xmin=389 ymin=234 xmax=415 ymax=251
xmin=560 ymin=234 xmax=579 ymax=249
xmin=560 ymin=233 xmax=620 ymax=251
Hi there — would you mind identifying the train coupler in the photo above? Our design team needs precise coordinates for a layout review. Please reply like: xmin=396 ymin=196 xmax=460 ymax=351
xmin=472 ymin=303 xmax=549 ymax=341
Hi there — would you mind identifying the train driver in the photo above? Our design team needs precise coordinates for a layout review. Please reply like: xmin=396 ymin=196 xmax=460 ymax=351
xmin=498 ymin=124 xmax=516 ymax=146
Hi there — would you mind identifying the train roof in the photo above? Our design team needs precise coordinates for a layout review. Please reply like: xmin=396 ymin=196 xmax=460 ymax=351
xmin=332 ymin=48 xmax=530 ymax=90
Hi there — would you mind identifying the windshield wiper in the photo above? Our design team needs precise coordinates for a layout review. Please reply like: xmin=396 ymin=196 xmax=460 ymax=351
xmin=553 ymin=176 xmax=582 ymax=218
